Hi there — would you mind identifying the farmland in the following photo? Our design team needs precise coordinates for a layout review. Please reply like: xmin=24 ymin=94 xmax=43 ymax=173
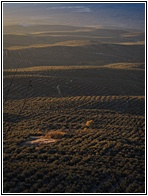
xmin=3 ymin=24 xmax=145 ymax=193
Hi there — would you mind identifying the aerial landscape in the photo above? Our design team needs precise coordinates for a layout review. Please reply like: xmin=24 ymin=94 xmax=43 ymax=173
xmin=3 ymin=2 xmax=145 ymax=193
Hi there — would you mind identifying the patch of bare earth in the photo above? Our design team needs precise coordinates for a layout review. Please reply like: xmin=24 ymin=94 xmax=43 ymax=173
xmin=116 ymin=41 xmax=144 ymax=45
xmin=26 ymin=136 xmax=56 ymax=145
xmin=121 ymin=32 xmax=144 ymax=37
xmin=103 ymin=62 xmax=144 ymax=70
xmin=4 ymin=62 xmax=144 ymax=73
xmin=5 ymin=40 xmax=97 ymax=50
xmin=26 ymin=130 xmax=66 ymax=145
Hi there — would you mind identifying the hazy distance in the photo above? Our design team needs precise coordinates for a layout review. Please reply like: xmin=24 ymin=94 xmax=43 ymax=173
xmin=3 ymin=3 xmax=145 ymax=31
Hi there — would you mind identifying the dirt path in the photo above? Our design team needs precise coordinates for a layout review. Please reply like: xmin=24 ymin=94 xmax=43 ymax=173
xmin=57 ymin=85 xmax=63 ymax=97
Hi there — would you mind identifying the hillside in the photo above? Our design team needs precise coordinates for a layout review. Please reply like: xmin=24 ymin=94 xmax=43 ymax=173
xmin=3 ymin=25 xmax=145 ymax=193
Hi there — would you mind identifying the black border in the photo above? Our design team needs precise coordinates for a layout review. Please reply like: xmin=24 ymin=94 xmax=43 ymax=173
xmin=1 ymin=1 xmax=147 ymax=195
xmin=145 ymin=1 xmax=147 ymax=195
xmin=1 ymin=0 xmax=3 ymax=196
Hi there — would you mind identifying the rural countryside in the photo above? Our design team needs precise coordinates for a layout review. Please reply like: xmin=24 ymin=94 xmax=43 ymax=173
xmin=3 ymin=2 xmax=145 ymax=193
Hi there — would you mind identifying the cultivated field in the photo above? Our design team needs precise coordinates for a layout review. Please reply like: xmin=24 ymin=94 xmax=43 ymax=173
xmin=3 ymin=25 xmax=145 ymax=193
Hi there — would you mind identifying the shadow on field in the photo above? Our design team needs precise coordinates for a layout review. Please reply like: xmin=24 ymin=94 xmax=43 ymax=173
xmin=3 ymin=112 xmax=30 ymax=123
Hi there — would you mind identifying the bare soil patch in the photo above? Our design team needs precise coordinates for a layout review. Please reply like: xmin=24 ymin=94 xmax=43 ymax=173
xmin=26 ymin=136 xmax=56 ymax=145
xmin=6 ymin=40 xmax=97 ymax=50
xmin=25 ymin=130 xmax=66 ymax=145
xmin=116 ymin=41 xmax=144 ymax=45
xmin=121 ymin=32 xmax=144 ymax=38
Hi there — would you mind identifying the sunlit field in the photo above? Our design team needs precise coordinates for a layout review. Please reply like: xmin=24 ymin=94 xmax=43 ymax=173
xmin=3 ymin=3 xmax=145 ymax=194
